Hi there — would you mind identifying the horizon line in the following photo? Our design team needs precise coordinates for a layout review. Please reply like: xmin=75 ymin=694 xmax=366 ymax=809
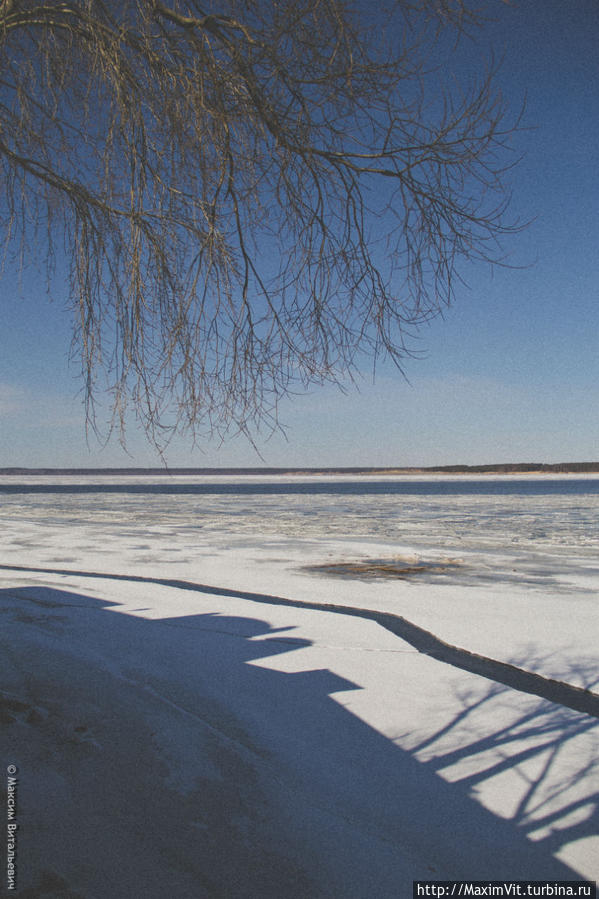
xmin=1 ymin=462 xmax=598 ymax=476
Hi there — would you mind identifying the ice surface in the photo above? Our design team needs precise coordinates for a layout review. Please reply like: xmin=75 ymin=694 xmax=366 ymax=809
xmin=1 ymin=475 xmax=597 ymax=895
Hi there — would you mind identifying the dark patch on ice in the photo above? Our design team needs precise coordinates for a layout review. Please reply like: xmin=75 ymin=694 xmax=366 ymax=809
xmin=304 ymin=555 xmax=598 ymax=595
xmin=303 ymin=557 xmax=462 ymax=580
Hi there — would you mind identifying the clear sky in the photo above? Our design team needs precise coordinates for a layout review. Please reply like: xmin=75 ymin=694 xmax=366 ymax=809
xmin=1 ymin=0 xmax=598 ymax=469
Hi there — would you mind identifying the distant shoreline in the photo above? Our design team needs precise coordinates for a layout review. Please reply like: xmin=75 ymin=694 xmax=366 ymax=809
xmin=1 ymin=463 xmax=598 ymax=476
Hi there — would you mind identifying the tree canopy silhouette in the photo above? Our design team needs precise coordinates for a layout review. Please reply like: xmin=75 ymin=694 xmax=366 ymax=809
xmin=0 ymin=0 xmax=520 ymax=447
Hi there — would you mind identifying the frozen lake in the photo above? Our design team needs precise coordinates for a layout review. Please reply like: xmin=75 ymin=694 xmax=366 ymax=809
xmin=1 ymin=474 xmax=598 ymax=894
xmin=2 ymin=474 xmax=598 ymax=547
xmin=1 ymin=473 xmax=597 ymax=679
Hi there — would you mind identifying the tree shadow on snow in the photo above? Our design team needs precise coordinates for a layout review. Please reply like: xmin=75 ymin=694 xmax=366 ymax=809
xmin=406 ymin=655 xmax=598 ymax=865
xmin=0 ymin=582 xmax=596 ymax=899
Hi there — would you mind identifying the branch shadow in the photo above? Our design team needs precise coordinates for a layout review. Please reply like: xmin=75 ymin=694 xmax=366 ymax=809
xmin=406 ymin=656 xmax=598 ymax=874
xmin=0 ymin=583 xmax=595 ymax=898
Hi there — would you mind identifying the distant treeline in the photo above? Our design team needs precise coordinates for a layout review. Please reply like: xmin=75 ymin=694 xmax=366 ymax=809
xmin=420 ymin=462 xmax=599 ymax=474
xmin=1 ymin=462 xmax=598 ymax=476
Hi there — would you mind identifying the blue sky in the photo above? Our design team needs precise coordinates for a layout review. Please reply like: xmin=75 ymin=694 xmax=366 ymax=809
xmin=1 ymin=0 xmax=598 ymax=468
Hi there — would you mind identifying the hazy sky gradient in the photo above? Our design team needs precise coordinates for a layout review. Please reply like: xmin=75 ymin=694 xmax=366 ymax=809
xmin=1 ymin=0 xmax=597 ymax=468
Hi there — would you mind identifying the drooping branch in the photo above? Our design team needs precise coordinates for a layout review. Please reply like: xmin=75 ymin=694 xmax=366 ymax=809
xmin=0 ymin=0 xmax=523 ymax=448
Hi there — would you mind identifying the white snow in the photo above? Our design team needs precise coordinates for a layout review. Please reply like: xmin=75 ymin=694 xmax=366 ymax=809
xmin=1 ymin=475 xmax=597 ymax=897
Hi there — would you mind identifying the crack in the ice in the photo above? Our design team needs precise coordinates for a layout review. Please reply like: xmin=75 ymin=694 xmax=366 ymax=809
xmin=1 ymin=563 xmax=597 ymax=719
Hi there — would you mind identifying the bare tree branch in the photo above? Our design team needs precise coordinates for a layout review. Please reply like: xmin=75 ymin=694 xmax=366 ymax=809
xmin=0 ymin=0 xmax=523 ymax=448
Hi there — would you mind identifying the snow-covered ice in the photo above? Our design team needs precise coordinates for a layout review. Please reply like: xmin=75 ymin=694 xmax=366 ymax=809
xmin=1 ymin=475 xmax=597 ymax=896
